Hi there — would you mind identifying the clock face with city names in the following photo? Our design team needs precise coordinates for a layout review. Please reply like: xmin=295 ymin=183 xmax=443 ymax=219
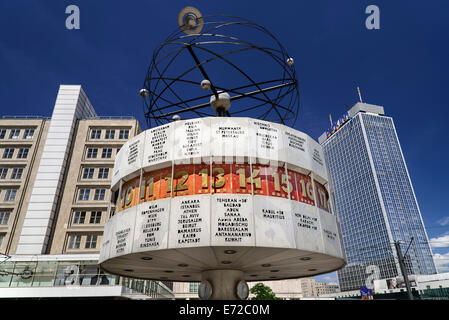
xmin=117 ymin=162 xmax=329 ymax=213
xmin=112 ymin=117 xmax=328 ymax=189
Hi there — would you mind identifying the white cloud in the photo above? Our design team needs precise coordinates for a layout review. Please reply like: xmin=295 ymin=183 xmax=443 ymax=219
xmin=433 ymin=252 xmax=449 ymax=273
xmin=430 ymin=233 xmax=449 ymax=248
xmin=437 ymin=217 xmax=449 ymax=226
xmin=322 ymin=276 xmax=338 ymax=286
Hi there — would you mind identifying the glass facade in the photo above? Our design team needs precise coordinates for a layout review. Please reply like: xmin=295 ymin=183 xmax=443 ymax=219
xmin=0 ymin=260 xmax=119 ymax=288
xmin=0 ymin=259 xmax=173 ymax=299
xmin=322 ymin=112 xmax=436 ymax=292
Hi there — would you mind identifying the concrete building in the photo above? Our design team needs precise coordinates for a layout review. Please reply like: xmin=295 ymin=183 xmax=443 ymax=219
xmin=1 ymin=117 xmax=50 ymax=255
xmin=299 ymin=278 xmax=316 ymax=297
xmin=319 ymin=102 xmax=437 ymax=292
xmin=0 ymin=85 xmax=172 ymax=299
xmin=315 ymin=281 xmax=339 ymax=296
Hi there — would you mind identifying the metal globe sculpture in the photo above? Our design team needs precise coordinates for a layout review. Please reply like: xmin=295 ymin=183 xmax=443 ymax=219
xmin=141 ymin=13 xmax=299 ymax=128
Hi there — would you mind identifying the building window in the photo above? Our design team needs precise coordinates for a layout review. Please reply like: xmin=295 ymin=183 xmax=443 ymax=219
xmin=4 ymin=189 xmax=17 ymax=202
xmin=82 ymin=168 xmax=94 ymax=179
xmin=68 ymin=235 xmax=82 ymax=249
xmin=119 ymin=129 xmax=129 ymax=139
xmin=105 ymin=129 xmax=115 ymax=139
xmin=85 ymin=235 xmax=98 ymax=249
xmin=23 ymin=129 xmax=35 ymax=139
xmin=0 ymin=234 xmax=4 ymax=247
xmin=90 ymin=129 xmax=101 ymax=139
xmin=11 ymin=168 xmax=23 ymax=179
xmin=0 ymin=167 xmax=8 ymax=179
xmin=0 ymin=129 xmax=6 ymax=139
xmin=98 ymin=168 xmax=109 ymax=179
xmin=0 ymin=211 xmax=10 ymax=225
xmin=94 ymin=189 xmax=106 ymax=201
xmin=90 ymin=211 xmax=102 ymax=224
xmin=17 ymin=148 xmax=29 ymax=159
xmin=3 ymin=148 xmax=14 ymax=159
xmin=78 ymin=188 xmax=90 ymax=201
xmin=189 ymin=282 xmax=200 ymax=293
xmin=101 ymin=148 xmax=112 ymax=159
xmin=9 ymin=129 xmax=20 ymax=139
xmin=86 ymin=148 xmax=98 ymax=159
xmin=73 ymin=211 xmax=86 ymax=224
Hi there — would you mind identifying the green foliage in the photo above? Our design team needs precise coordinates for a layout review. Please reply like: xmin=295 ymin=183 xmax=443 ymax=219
xmin=250 ymin=283 xmax=282 ymax=300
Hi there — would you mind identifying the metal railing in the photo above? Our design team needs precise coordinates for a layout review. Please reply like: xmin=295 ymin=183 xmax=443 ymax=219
xmin=1 ymin=116 xmax=136 ymax=120
xmin=83 ymin=116 xmax=136 ymax=120
xmin=1 ymin=115 xmax=50 ymax=120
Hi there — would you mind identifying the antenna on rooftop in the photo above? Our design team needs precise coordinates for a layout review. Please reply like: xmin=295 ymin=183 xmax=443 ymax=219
xmin=357 ymin=86 xmax=363 ymax=103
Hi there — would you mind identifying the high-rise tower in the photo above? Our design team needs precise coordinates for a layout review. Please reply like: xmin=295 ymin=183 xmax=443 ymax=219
xmin=319 ymin=102 xmax=437 ymax=292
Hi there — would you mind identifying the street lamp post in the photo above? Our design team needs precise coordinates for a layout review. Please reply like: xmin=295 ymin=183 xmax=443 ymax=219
xmin=394 ymin=238 xmax=414 ymax=300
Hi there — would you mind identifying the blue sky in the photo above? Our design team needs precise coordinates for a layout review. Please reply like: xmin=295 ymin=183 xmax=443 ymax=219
xmin=1 ymin=1 xmax=448 ymax=285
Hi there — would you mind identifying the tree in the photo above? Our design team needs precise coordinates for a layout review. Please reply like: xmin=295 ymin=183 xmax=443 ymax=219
xmin=250 ymin=283 xmax=281 ymax=300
